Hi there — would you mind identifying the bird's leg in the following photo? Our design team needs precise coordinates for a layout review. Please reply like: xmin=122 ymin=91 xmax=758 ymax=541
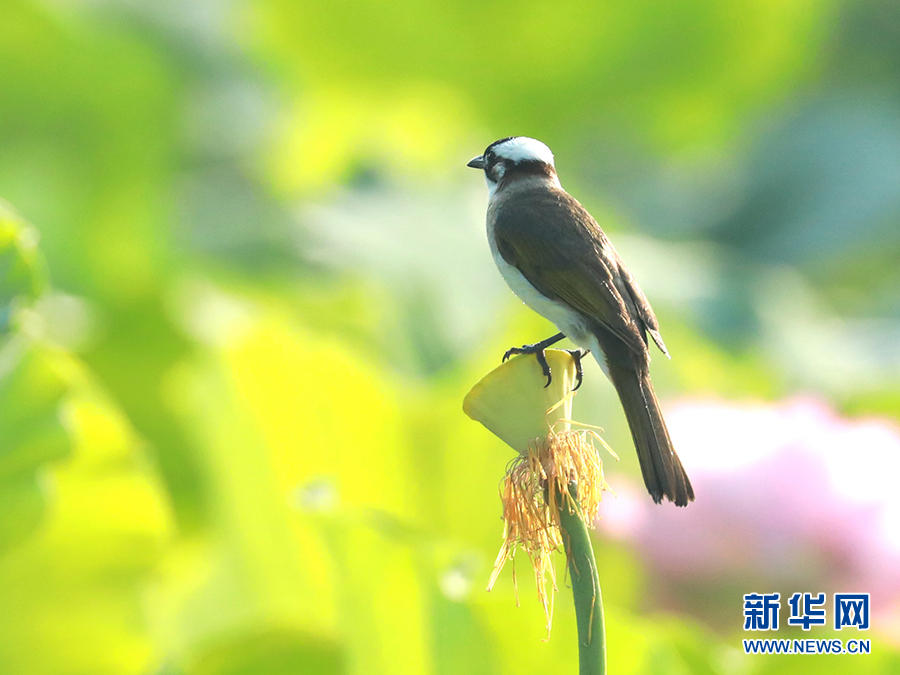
xmin=502 ymin=332 xmax=566 ymax=387
xmin=565 ymin=349 xmax=589 ymax=391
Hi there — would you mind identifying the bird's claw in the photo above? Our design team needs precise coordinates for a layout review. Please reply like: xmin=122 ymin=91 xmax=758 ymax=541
xmin=565 ymin=349 xmax=589 ymax=391
xmin=503 ymin=343 xmax=553 ymax=387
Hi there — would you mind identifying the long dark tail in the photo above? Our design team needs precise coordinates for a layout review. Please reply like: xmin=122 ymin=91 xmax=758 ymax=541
xmin=607 ymin=361 xmax=694 ymax=506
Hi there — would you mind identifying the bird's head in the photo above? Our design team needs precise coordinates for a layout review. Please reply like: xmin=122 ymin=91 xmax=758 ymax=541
xmin=467 ymin=137 xmax=558 ymax=194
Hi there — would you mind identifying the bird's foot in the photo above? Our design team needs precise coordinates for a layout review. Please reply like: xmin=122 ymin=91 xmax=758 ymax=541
xmin=501 ymin=333 xmax=566 ymax=388
xmin=565 ymin=349 xmax=589 ymax=391
xmin=504 ymin=343 xmax=553 ymax=387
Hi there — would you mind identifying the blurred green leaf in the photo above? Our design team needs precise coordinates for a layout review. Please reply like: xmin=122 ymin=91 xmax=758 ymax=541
xmin=0 ymin=472 xmax=45 ymax=553
xmin=0 ymin=205 xmax=69 ymax=554
xmin=0 ymin=203 xmax=45 ymax=332
xmin=187 ymin=629 xmax=344 ymax=675
xmin=0 ymin=380 xmax=173 ymax=675
xmin=0 ymin=343 xmax=71 ymax=478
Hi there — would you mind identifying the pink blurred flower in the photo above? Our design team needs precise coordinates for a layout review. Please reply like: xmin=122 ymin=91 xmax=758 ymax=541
xmin=598 ymin=397 xmax=900 ymax=635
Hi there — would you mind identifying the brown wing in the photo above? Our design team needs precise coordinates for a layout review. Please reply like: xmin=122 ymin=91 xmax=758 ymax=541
xmin=492 ymin=187 xmax=662 ymax=356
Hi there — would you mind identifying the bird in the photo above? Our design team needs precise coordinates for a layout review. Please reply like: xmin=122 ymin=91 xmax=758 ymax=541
xmin=467 ymin=136 xmax=693 ymax=506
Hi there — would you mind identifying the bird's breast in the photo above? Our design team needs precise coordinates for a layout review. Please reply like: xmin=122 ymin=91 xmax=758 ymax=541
xmin=486 ymin=219 xmax=592 ymax=349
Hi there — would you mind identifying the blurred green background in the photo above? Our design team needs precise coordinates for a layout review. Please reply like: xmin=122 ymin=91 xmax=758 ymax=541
xmin=3 ymin=0 xmax=900 ymax=673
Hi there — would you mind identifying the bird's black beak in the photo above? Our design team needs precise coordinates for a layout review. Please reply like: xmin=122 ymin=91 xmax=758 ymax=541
xmin=467 ymin=155 xmax=485 ymax=169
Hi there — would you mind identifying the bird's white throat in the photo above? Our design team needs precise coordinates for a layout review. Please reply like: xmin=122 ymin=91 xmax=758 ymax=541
xmin=487 ymin=171 xmax=560 ymax=198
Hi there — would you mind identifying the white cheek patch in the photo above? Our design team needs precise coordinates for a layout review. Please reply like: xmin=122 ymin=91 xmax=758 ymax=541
xmin=485 ymin=163 xmax=505 ymax=197
xmin=493 ymin=137 xmax=555 ymax=166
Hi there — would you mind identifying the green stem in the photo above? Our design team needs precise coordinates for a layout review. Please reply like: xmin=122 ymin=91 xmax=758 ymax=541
xmin=558 ymin=483 xmax=606 ymax=675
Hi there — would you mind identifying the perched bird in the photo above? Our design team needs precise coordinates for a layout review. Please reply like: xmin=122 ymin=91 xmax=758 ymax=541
xmin=468 ymin=137 xmax=693 ymax=506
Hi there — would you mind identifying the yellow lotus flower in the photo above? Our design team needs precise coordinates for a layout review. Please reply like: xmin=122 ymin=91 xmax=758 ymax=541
xmin=463 ymin=350 xmax=611 ymax=635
